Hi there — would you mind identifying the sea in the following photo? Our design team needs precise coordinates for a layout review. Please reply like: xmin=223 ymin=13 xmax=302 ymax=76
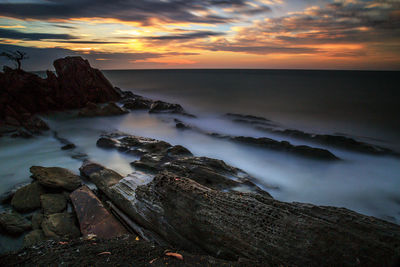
xmin=1 ymin=69 xmax=399 ymax=252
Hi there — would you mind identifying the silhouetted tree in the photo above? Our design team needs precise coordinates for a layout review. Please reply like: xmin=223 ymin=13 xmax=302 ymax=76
xmin=0 ymin=50 xmax=29 ymax=70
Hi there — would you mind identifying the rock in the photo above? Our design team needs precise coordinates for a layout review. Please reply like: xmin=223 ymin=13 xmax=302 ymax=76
xmin=41 ymin=213 xmax=80 ymax=239
xmin=70 ymin=185 xmax=128 ymax=239
xmin=61 ymin=143 xmax=76 ymax=150
xmin=11 ymin=182 xmax=45 ymax=212
xmin=23 ymin=229 xmax=45 ymax=247
xmin=0 ymin=56 xmax=121 ymax=136
xmin=30 ymin=166 xmax=82 ymax=191
xmin=40 ymin=194 xmax=67 ymax=214
xmin=78 ymin=102 xmax=128 ymax=117
xmin=31 ymin=212 xmax=43 ymax=230
xmin=0 ymin=212 xmax=31 ymax=235
xmin=231 ymin=136 xmax=339 ymax=160
xmin=92 ymin=169 xmax=400 ymax=266
xmin=167 ymin=145 xmax=193 ymax=157
xmin=122 ymin=96 xmax=153 ymax=110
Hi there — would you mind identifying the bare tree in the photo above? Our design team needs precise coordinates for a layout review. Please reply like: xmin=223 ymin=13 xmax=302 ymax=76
xmin=0 ymin=50 xmax=29 ymax=70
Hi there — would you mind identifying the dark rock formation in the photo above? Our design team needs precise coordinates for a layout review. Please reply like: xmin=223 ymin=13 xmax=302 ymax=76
xmin=0 ymin=212 xmax=31 ymax=235
xmin=40 ymin=194 xmax=67 ymax=214
xmin=30 ymin=166 xmax=82 ymax=191
xmin=11 ymin=182 xmax=45 ymax=212
xmin=227 ymin=113 xmax=398 ymax=156
xmin=78 ymin=102 xmax=128 ymax=117
xmin=231 ymin=136 xmax=339 ymax=160
xmin=121 ymin=94 xmax=153 ymax=110
xmin=31 ymin=212 xmax=43 ymax=230
xmin=82 ymin=161 xmax=400 ymax=266
xmin=70 ymin=185 xmax=128 ymax=239
xmin=0 ymin=56 xmax=121 ymax=136
xmin=41 ymin=213 xmax=80 ymax=239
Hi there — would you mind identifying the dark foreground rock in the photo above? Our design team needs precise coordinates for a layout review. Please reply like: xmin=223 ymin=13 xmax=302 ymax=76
xmin=78 ymin=102 xmax=128 ymax=117
xmin=41 ymin=213 xmax=80 ymax=239
xmin=82 ymin=163 xmax=400 ymax=266
xmin=0 ymin=236 xmax=254 ymax=266
xmin=0 ymin=56 xmax=121 ymax=136
xmin=0 ymin=212 xmax=31 ymax=235
xmin=10 ymin=182 xmax=45 ymax=212
xmin=70 ymin=185 xmax=128 ymax=239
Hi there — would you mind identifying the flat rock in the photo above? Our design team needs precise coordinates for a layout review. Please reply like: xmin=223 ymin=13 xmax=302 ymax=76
xmin=41 ymin=213 xmax=80 ymax=239
xmin=30 ymin=166 xmax=81 ymax=191
xmin=40 ymin=194 xmax=67 ymax=214
xmin=70 ymin=185 xmax=128 ymax=239
xmin=95 ymin=170 xmax=400 ymax=266
xmin=23 ymin=229 xmax=45 ymax=247
xmin=0 ymin=212 xmax=31 ymax=235
xmin=11 ymin=182 xmax=45 ymax=212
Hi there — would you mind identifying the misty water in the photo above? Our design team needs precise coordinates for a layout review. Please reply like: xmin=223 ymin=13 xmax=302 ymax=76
xmin=1 ymin=70 xmax=399 ymax=251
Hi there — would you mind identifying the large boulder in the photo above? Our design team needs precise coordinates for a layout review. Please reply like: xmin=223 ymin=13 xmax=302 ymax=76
xmin=30 ymin=166 xmax=81 ymax=191
xmin=0 ymin=56 xmax=121 ymax=135
xmin=90 ymin=169 xmax=400 ymax=266
xmin=41 ymin=213 xmax=80 ymax=239
xmin=40 ymin=194 xmax=67 ymax=214
xmin=70 ymin=185 xmax=128 ymax=239
xmin=11 ymin=182 xmax=45 ymax=212
xmin=0 ymin=212 xmax=31 ymax=235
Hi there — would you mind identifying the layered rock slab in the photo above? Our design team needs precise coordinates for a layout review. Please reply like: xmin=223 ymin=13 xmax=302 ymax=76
xmin=70 ymin=185 xmax=128 ymax=239
xmin=81 ymin=161 xmax=400 ymax=266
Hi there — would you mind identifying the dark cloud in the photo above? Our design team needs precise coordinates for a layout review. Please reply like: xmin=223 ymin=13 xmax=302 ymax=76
xmin=56 ymin=40 xmax=124 ymax=44
xmin=0 ymin=43 xmax=197 ymax=70
xmin=0 ymin=0 xmax=268 ymax=25
xmin=142 ymin=31 xmax=225 ymax=40
xmin=205 ymin=43 xmax=318 ymax=54
xmin=0 ymin=28 xmax=76 ymax=41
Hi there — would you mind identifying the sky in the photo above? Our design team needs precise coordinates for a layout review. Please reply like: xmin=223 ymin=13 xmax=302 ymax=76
xmin=0 ymin=0 xmax=399 ymax=70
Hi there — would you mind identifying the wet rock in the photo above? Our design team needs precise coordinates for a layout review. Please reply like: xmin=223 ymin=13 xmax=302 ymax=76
xmin=40 ymin=194 xmax=67 ymax=214
xmin=231 ymin=136 xmax=339 ymax=160
xmin=167 ymin=145 xmax=193 ymax=157
xmin=94 ymin=170 xmax=400 ymax=266
xmin=11 ymin=182 xmax=45 ymax=212
xmin=41 ymin=213 xmax=80 ymax=239
xmin=70 ymin=185 xmax=128 ymax=239
xmin=31 ymin=212 xmax=43 ymax=230
xmin=30 ymin=166 xmax=82 ymax=191
xmin=78 ymin=102 xmax=128 ymax=117
xmin=0 ymin=212 xmax=31 ymax=235
xmin=23 ymin=229 xmax=45 ymax=247
xmin=0 ymin=182 xmax=30 ymax=204
xmin=122 ymin=96 xmax=153 ymax=110
xmin=61 ymin=143 xmax=76 ymax=150
xmin=149 ymin=100 xmax=184 ymax=114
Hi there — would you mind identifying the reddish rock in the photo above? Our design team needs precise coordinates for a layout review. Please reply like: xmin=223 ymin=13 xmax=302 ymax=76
xmin=70 ymin=185 xmax=128 ymax=239
xmin=0 ymin=56 xmax=121 ymax=135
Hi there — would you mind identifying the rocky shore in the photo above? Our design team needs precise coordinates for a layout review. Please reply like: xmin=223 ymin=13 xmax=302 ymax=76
xmin=1 ymin=57 xmax=400 ymax=266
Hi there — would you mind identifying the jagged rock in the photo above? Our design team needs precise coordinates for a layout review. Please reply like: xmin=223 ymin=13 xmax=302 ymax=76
xmin=0 ymin=56 xmax=121 ymax=136
xmin=41 ymin=213 xmax=80 ymax=239
xmin=23 ymin=229 xmax=45 ymax=247
xmin=231 ymin=136 xmax=339 ymax=160
xmin=78 ymin=102 xmax=128 ymax=117
xmin=70 ymin=185 xmax=128 ymax=239
xmin=30 ymin=166 xmax=82 ymax=191
xmin=11 ymin=182 xmax=45 ymax=212
xmin=89 ymin=169 xmax=400 ymax=266
xmin=31 ymin=212 xmax=43 ymax=230
xmin=149 ymin=100 xmax=184 ymax=114
xmin=122 ymin=96 xmax=153 ymax=110
xmin=40 ymin=194 xmax=67 ymax=214
xmin=0 ymin=212 xmax=31 ymax=235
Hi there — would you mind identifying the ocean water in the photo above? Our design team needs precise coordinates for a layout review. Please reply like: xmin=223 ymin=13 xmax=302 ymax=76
xmin=1 ymin=69 xmax=399 ymax=251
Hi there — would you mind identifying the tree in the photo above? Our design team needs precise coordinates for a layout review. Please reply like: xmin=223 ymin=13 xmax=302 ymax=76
xmin=0 ymin=50 xmax=29 ymax=70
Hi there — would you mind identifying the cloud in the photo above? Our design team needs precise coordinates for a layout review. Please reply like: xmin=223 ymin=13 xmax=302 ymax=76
xmin=0 ymin=0 xmax=271 ymax=25
xmin=141 ymin=31 xmax=225 ymax=40
xmin=0 ymin=28 xmax=76 ymax=41
xmin=0 ymin=43 xmax=198 ymax=70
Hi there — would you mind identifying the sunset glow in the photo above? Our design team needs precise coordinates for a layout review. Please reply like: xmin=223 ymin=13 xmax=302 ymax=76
xmin=0 ymin=0 xmax=399 ymax=70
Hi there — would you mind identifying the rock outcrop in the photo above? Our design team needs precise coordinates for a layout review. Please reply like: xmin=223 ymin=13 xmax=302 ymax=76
xmin=0 ymin=56 xmax=121 ymax=136
xmin=30 ymin=166 xmax=82 ymax=191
